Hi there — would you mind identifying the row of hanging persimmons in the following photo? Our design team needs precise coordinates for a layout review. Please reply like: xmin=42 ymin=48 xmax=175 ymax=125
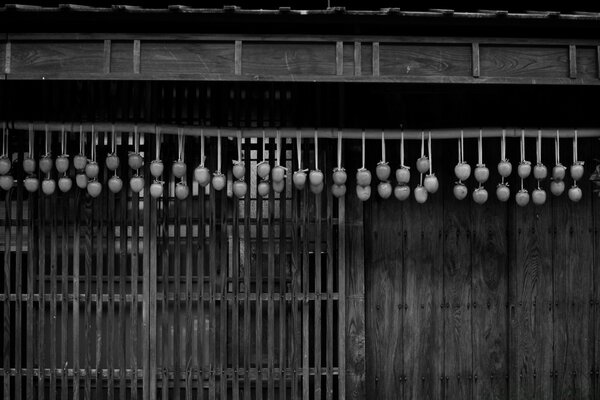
xmin=0 ymin=127 xmax=587 ymax=205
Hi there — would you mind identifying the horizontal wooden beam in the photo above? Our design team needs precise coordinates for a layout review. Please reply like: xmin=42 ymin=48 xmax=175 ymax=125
xmin=1 ymin=33 xmax=599 ymax=85
xmin=4 ymin=121 xmax=600 ymax=139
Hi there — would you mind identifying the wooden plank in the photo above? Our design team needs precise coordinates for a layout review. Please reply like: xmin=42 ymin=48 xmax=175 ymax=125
xmin=160 ymin=178 xmax=170 ymax=400
xmin=256 ymin=137 xmax=265 ymax=400
xmin=337 ymin=192 xmax=346 ymax=400
xmin=301 ymin=159 xmax=310 ymax=400
xmin=143 ymin=149 xmax=153 ymax=400
xmin=243 ymin=43 xmax=336 ymax=77
xmin=471 ymin=190 xmax=508 ymax=400
xmin=3 ymin=176 xmax=12 ymax=400
xmin=472 ymin=42 xmax=480 ymax=77
xmin=553 ymin=143 xmax=594 ymax=399
xmin=174 ymin=171 xmax=182 ymax=400
xmin=50 ymin=180 xmax=58 ymax=400
xmin=142 ymin=42 xmax=234 ymax=75
xmin=314 ymin=169 xmax=323 ymax=400
xmin=380 ymin=44 xmax=471 ymax=76
xmin=107 ymin=171 xmax=116 ymax=400
xmin=290 ymin=137 xmax=301 ymax=400
xmin=218 ymin=144 xmax=228 ymax=400
xmin=14 ymin=137 xmax=24 ymax=400
xmin=364 ymin=180 xmax=404 ymax=400
xmin=279 ymin=150 xmax=288 ymax=400
xmin=402 ymin=139 xmax=443 ymax=400
xmin=118 ymin=132 xmax=129 ymax=400
xmin=185 ymin=165 xmax=194 ymax=400
xmin=242 ymin=139 xmax=251 ymax=400
xmin=442 ymin=162 xmax=472 ymax=399
xmin=84 ymin=193 xmax=93 ymax=400
xmin=569 ymin=45 xmax=578 ymax=78
xmin=480 ymin=46 xmax=568 ymax=78
xmin=597 ymin=46 xmax=600 ymax=79
xmin=26 ymin=179 xmax=37 ymax=400
xmin=10 ymin=41 xmax=104 ymax=74
xmin=232 ymin=177 xmax=240 ymax=400
xmin=94 ymin=170 xmax=104 ymax=400
xmin=131 ymin=182 xmax=140 ymax=400
xmin=267 ymin=140 xmax=276 ymax=400
xmin=353 ymin=42 xmax=361 ymax=76
xmin=345 ymin=141 xmax=366 ymax=400
xmin=39 ymin=185 xmax=47 ymax=400
xmin=508 ymin=193 xmax=553 ymax=399
xmin=208 ymin=143 xmax=217 ymax=400
xmin=4 ymin=41 xmax=10 ymax=74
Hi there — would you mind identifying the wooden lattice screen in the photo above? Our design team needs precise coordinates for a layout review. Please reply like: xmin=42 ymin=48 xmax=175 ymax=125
xmin=0 ymin=129 xmax=345 ymax=400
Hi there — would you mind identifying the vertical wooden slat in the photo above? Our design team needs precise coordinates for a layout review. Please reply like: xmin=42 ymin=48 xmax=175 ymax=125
xmin=4 ymin=41 xmax=11 ymax=74
xmin=290 ymin=138 xmax=300 ymax=400
xmin=345 ymin=144 xmax=365 ymax=400
xmin=60 ymin=177 xmax=69 ymax=400
xmin=50 ymin=181 xmax=57 ymax=400
xmin=208 ymin=149 xmax=217 ymax=400
xmin=472 ymin=196 xmax=508 ymax=399
xmin=39 ymin=185 xmax=47 ymax=400
xmin=314 ymin=167 xmax=323 ymax=400
xmin=508 ymin=197 xmax=553 ymax=399
xmin=27 ymin=183 xmax=37 ymax=400
xmin=3 ymin=183 xmax=12 ymax=400
xmin=198 ymin=159 xmax=207 ymax=400
xmin=353 ymin=42 xmax=361 ymax=77
xmin=186 ymin=170 xmax=194 ymax=400
xmin=301 ymin=157 xmax=310 ymax=400
xmin=372 ymin=42 xmax=380 ymax=77
xmin=73 ymin=190 xmax=82 ymax=400
xmin=232 ymin=180 xmax=240 ymax=400
xmin=234 ymin=41 xmax=242 ymax=76
xmin=472 ymin=43 xmax=481 ymax=78
xmin=174 ymin=170 xmax=182 ymax=400
xmin=325 ymin=150 xmax=334 ymax=400
xmin=118 ymin=132 xmax=128 ymax=400
xmin=84 ymin=194 xmax=93 ymax=400
xmin=256 ymin=137 xmax=264 ymax=400
xmin=278 ymin=143 xmax=288 ymax=400
xmin=133 ymin=40 xmax=141 ymax=74
xmin=149 ymin=160 xmax=158 ymax=400
xmin=336 ymin=42 xmax=343 ymax=76
xmin=569 ymin=45 xmax=577 ymax=79
xmin=142 ymin=149 xmax=151 ymax=400
xmin=15 ymin=140 xmax=24 ymax=400
xmin=160 ymin=180 xmax=169 ymax=400
xmin=443 ymin=175 xmax=472 ymax=399
xmin=242 ymin=139 xmax=251 ymax=400
xmin=107 ymin=177 xmax=116 ymax=400
xmin=131 ymin=188 xmax=140 ymax=400
xmin=104 ymin=40 xmax=112 ymax=75
xmin=267 ymin=140 xmax=275 ymax=400
xmin=337 ymin=192 xmax=346 ymax=400
xmin=218 ymin=147 xmax=228 ymax=400
xmin=95 ymin=174 xmax=104 ymax=400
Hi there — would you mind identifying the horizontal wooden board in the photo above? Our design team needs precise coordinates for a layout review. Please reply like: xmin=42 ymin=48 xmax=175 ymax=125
xmin=576 ymin=46 xmax=598 ymax=79
xmin=379 ymin=44 xmax=471 ymax=77
xmin=140 ymin=41 xmax=234 ymax=75
xmin=110 ymin=41 xmax=134 ymax=74
xmin=242 ymin=42 xmax=335 ymax=76
xmin=480 ymin=45 xmax=568 ymax=78
xmin=9 ymin=41 xmax=104 ymax=75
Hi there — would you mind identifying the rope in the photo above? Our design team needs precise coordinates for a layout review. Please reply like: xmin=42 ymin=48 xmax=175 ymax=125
xmin=296 ymin=130 xmax=302 ymax=170
xmin=134 ymin=125 xmax=139 ymax=154
xmin=237 ymin=129 xmax=243 ymax=164
xmin=1 ymin=122 xmax=6 ymax=156
xmin=573 ymin=129 xmax=578 ymax=163
xmin=44 ymin=124 xmax=50 ymax=156
xmin=155 ymin=126 xmax=161 ymax=160
xmin=61 ymin=124 xmax=66 ymax=155
xmin=217 ymin=128 xmax=222 ymax=172
xmin=275 ymin=129 xmax=281 ymax=167
xmin=520 ymin=129 xmax=525 ymax=191
xmin=501 ymin=129 xmax=506 ymax=161
xmin=361 ymin=130 xmax=365 ymax=169
xmin=337 ymin=130 xmax=342 ymax=170
xmin=200 ymin=128 xmax=205 ymax=167
xmin=314 ymin=129 xmax=319 ymax=171
xmin=381 ymin=130 xmax=386 ymax=163
xmin=400 ymin=129 xmax=405 ymax=167
xmin=262 ymin=130 xmax=266 ymax=163
xmin=428 ymin=131 xmax=432 ymax=173
xmin=28 ymin=124 xmax=34 ymax=157
xmin=555 ymin=129 xmax=560 ymax=166
xmin=178 ymin=128 xmax=185 ymax=162
xmin=478 ymin=128 xmax=483 ymax=166
xmin=536 ymin=129 xmax=541 ymax=189
xmin=79 ymin=124 xmax=85 ymax=155
xmin=91 ymin=124 xmax=96 ymax=162
xmin=420 ymin=131 xmax=425 ymax=157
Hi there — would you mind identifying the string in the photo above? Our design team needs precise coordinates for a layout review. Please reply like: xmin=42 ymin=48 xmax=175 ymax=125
xmin=501 ymin=129 xmax=506 ymax=161
xmin=520 ymin=130 xmax=525 ymax=191
xmin=200 ymin=128 xmax=205 ymax=167
xmin=361 ymin=130 xmax=365 ymax=169
xmin=400 ymin=129 xmax=405 ymax=167
xmin=460 ymin=129 xmax=465 ymax=163
xmin=314 ymin=129 xmax=319 ymax=171
xmin=536 ymin=129 xmax=541 ymax=165
xmin=478 ymin=129 xmax=483 ymax=165
xmin=573 ymin=129 xmax=578 ymax=163
xmin=237 ymin=130 xmax=243 ymax=164
xmin=555 ymin=129 xmax=560 ymax=166
xmin=91 ymin=124 xmax=96 ymax=162
xmin=28 ymin=124 xmax=34 ymax=157
xmin=381 ymin=130 xmax=386 ymax=163
xmin=296 ymin=130 xmax=302 ymax=170
xmin=134 ymin=125 xmax=139 ymax=154
xmin=276 ymin=130 xmax=281 ymax=166
xmin=262 ymin=130 xmax=266 ymax=162
xmin=155 ymin=126 xmax=161 ymax=160
xmin=337 ymin=130 xmax=342 ymax=170
xmin=420 ymin=131 xmax=424 ymax=157
xmin=112 ymin=124 xmax=117 ymax=154
xmin=457 ymin=139 xmax=461 ymax=167
xmin=217 ymin=128 xmax=222 ymax=172
xmin=177 ymin=128 xmax=184 ymax=161
xmin=1 ymin=122 xmax=5 ymax=156
xmin=79 ymin=124 xmax=84 ymax=155
xmin=61 ymin=124 xmax=66 ymax=155
xmin=45 ymin=124 xmax=50 ymax=156
xmin=428 ymin=131 xmax=433 ymax=173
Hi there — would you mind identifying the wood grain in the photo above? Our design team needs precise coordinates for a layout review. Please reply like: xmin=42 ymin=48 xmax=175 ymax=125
xmin=10 ymin=41 xmax=104 ymax=74
xmin=480 ymin=46 xmax=568 ymax=78
xmin=380 ymin=44 xmax=471 ymax=77
xmin=142 ymin=42 xmax=234 ymax=75
xmin=243 ymin=43 xmax=335 ymax=77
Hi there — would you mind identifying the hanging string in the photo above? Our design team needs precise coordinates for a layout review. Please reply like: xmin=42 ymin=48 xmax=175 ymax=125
xmin=555 ymin=129 xmax=560 ymax=166
xmin=262 ymin=130 xmax=266 ymax=163
xmin=275 ymin=130 xmax=281 ymax=166
xmin=61 ymin=124 xmax=66 ymax=155
xmin=428 ymin=131 xmax=433 ymax=173
xmin=296 ymin=130 xmax=302 ymax=170
xmin=1 ymin=122 xmax=6 ymax=156
xmin=536 ymin=129 xmax=542 ymax=166
xmin=45 ymin=124 xmax=50 ymax=156
xmin=478 ymin=129 xmax=483 ymax=166
xmin=91 ymin=124 xmax=96 ymax=162
xmin=237 ymin=130 xmax=243 ymax=164
xmin=457 ymin=139 xmax=461 ymax=170
xmin=520 ymin=129 xmax=525 ymax=191
xmin=501 ymin=129 xmax=506 ymax=161
xmin=337 ymin=130 xmax=343 ymax=170
xmin=28 ymin=124 xmax=34 ymax=157
xmin=79 ymin=124 xmax=85 ymax=155
xmin=200 ymin=128 xmax=205 ymax=167
xmin=361 ymin=130 xmax=366 ymax=169
xmin=381 ymin=130 xmax=386 ymax=163
xmin=400 ymin=129 xmax=405 ymax=167
xmin=420 ymin=131 xmax=425 ymax=157
xmin=155 ymin=126 xmax=161 ymax=160
xmin=572 ymin=129 xmax=576 ymax=163
xmin=314 ymin=129 xmax=319 ymax=171
xmin=134 ymin=125 xmax=140 ymax=154
xmin=112 ymin=124 xmax=117 ymax=155
xmin=461 ymin=129 xmax=465 ymax=163
xmin=178 ymin=128 xmax=185 ymax=162
xmin=217 ymin=128 xmax=222 ymax=172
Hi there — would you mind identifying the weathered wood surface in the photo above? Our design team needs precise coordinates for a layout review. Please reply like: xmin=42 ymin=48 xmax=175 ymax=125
xmin=3 ymin=35 xmax=600 ymax=84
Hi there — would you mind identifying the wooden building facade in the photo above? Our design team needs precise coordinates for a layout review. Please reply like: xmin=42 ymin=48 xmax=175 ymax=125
xmin=1 ymin=5 xmax=600 ymax=400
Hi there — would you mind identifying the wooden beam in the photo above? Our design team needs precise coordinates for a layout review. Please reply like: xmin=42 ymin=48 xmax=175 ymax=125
xmin=569 ymin=44 xmax=577 ymax=78
xmin=234 ymin=40 xmax=242 ymax=75
xmin=354 ymin=42 xmax=361 ymax=76
xmin=372 ymin=42 xmax=379 ymax=77
xmin=336 ymin=41 xmax=344 ymax=75
xmin=133 ymin=39 xmax=140 ymax=74
xmin=103 ymin=39 xmax=111 ymax=74
xmin=472 ymin=42 xmax=480 ymax=77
